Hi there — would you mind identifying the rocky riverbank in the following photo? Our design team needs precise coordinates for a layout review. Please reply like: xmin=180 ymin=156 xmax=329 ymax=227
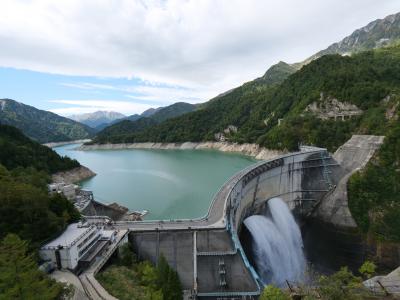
xmin=52 ymin=166 xmax=96 ymax=184
xmin=78 ymin=142 xmax=284 ymax=160
xmin=44 ymin=139 xmax=92 ymax=148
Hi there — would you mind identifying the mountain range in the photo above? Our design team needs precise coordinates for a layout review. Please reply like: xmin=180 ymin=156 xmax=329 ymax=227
xmin=0 ymin=99 xmax=94 ymax=143
xmin=68 ymin=111 xmax=126 ymax=129
xmin=94 ymin=102 xmax=197 ymax=140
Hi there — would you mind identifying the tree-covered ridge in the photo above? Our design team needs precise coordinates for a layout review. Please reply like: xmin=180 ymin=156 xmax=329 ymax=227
xmin=95 ymin=118 xmax=158 ymax=143
xmin=0 ymin=124 xmax=80 ymax=173
xmin=257 ymin=46 xmax=400 ymax=151
xmin=0 ymin=164 xmax=81 ymax=249
xmin=94 ymin=102 xmax=197 ymax=143
xmin=92 ymin=45 xmax=400 ymax=153
xmin=150 ymin=102 xmax=197 ymax=123
xmin=0 ymin=98 xmax=94 ymax=143
xmin=255 ymin=61 xmax=298 ymax=86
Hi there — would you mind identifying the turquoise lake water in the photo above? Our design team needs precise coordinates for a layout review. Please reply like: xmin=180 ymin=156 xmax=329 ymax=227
xmin=54 ymin=144 xmax=256 ymax=220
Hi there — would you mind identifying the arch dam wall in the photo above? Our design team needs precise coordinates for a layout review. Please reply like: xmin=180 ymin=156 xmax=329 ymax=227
xmin=106 ymin=135 xmax=382 ymax=299
xmin=110 ymin=147 xmax=343 ymax=299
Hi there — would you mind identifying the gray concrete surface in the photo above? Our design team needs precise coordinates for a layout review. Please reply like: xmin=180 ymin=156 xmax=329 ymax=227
xmin=364 ymin=266 xmax=400 ymax=296
xmin=50 ymin=270 xmax=89 ymax=300
xmin=312 ymin=135 xmax=384 ymax=227
xmin=85 ymin=136 xmax=382 ymax=299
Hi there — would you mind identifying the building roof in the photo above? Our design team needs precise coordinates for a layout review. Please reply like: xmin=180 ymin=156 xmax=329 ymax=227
xmin=41 ymin=223 xmax=95 ymax=249
xmin=101 ymin=230 xmax=115 ymax=239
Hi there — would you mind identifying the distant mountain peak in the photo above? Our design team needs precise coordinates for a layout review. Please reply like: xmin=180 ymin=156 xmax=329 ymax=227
xmin=141 ymin=107 xmax=163 ymax=117
xmin=306 ymin=11 xmax=400 ymax=63
xmin=68 ymin=110 xmax=126 ymax=128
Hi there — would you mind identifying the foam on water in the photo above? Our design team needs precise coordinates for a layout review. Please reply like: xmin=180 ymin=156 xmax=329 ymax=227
xmin=244 ymin=197 xmax=306 ymax=286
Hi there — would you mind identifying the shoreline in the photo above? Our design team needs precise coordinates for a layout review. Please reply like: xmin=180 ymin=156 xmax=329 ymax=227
xmin=78 ymin=142 xmax=285 ymax=160
xmin=52 ymin=166 xmax=96 ymax=184
xmin=44 ymin=139 xmax=92 ymax=148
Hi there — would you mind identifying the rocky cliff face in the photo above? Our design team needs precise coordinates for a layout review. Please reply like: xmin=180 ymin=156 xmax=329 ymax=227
xmin=52 ymin=166 xmax=96 ymax=184
xmin=305 ymin=93 xmax=363 ymax=120
xmin=307 ymin=12 xmax=400 ymax=62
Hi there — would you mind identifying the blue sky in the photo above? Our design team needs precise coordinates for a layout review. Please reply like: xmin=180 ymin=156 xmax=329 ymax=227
xmin=1 ymin=0 xmax=399 ymax=116
xmin=0 ymin=67 xmax=202 ymax=116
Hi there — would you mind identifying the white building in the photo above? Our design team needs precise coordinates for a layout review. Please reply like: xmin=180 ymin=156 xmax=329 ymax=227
xmin=39 ymin=222 xmax=115 ymax=271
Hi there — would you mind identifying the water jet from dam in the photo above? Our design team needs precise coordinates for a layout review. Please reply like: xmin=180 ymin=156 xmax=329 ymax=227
xmin=244 ymin=197 xmax=306 ymax=286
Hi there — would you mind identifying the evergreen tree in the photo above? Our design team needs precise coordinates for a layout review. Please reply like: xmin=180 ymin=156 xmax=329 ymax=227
xmin=156 ymin=254 xmax=182 ymax=300
xmin=0 ymin=234 xmax=65 ymax=300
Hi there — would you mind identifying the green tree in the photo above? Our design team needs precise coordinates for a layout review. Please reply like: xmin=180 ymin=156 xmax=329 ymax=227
xmin=359 ymin=261 xmax=376 ymax=279
xmin=317 ymin=267 xmax=367 ymax=300
xmin=260 ymin=285 xmax=290 ymax=300
xmin=0 ymin=234 xmax=65 ymax=300
xmin=0 ymin=173 xmax=80 ymax=248
xmin=119 ymin=243 xmax=136 ymax=267
xmin=156 ymin=255 xmax=182 ymax=300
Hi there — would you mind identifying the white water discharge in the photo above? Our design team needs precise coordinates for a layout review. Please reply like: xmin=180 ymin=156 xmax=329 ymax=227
xmin=244 ymin=197 xmax=306 ymax=286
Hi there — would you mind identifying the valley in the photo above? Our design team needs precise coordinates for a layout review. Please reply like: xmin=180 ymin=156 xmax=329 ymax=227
xmin=1 ymin=8 xmax=400 ymax=300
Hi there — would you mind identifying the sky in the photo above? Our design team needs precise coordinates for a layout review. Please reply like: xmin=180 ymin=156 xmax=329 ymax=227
xmin=0 ymin=0 xmax=399 ymax=116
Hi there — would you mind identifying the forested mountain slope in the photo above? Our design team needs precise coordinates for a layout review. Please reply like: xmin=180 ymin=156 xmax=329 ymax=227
xmin=0 ymin=99 xmax=95 ymax=143
xmin=0 ymin=124 xmax=81 ymax=248
xmin=0 ymin=124 xmax=80 ymax=173
xmin=93 ymin=45 xmax=400 ymax=153
xmin=92 ymin=13 xmax=400 ymax=147
xmin=95 ymin=102 xmax=196 ymax=142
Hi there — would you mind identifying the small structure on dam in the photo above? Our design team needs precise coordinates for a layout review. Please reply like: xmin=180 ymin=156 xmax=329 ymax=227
xmin=92 ymin=135 xmax=383 ymax=299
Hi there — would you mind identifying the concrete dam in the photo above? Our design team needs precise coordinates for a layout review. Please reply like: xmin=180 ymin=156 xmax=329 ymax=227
xmin=94 ymin=135 xmax=383 ymax=300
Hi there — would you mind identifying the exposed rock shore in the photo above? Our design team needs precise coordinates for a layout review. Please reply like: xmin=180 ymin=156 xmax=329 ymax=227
xmin=78 ymin=142 xmax=284 ymax=160
xmin=52 ymin=166 xmax=96 ymax=184
xmin=44 ymin=139 xmax=92 ymax=148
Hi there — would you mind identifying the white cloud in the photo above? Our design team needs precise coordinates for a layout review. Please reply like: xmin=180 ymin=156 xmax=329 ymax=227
xmin=49 ymin=99 xmax=153 ymax=116
xmin=1 ymin=0 xmax=400 ymax=98
xmin=61 ymin=81 xmax=213 ymax=104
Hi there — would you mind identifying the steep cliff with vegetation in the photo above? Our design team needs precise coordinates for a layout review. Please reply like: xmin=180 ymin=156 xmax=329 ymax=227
xmin=348 ymin=117 xmax=400 ymax=242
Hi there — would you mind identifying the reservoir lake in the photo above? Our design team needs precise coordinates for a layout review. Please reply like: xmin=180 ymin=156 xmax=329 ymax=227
xmin=54 ymin=144 xmax=257 ymax=220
